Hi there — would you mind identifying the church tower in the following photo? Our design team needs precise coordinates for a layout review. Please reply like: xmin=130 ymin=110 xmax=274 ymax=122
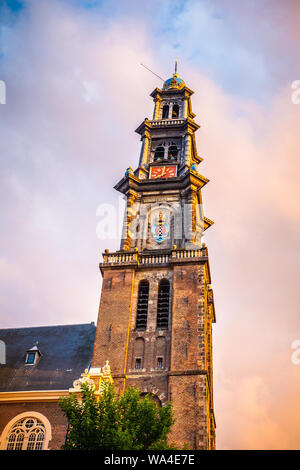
xmin=91 ymin=68 xmax=216 ymax=450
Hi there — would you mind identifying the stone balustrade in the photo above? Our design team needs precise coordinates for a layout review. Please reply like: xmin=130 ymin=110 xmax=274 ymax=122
xmin=101 ymin=247 xmax=208 ymax=268
xmin=140 ymin=253 xmax=169 ymax=265
xmin=102 ymin=252 xmax=138 ymax=264
xmin=149 ymin=119 xmax=185 ymax=127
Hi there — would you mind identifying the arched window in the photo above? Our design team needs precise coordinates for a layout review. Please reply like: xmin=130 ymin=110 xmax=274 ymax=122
xmin=136 ymin=281 xmax=149 ymax=330
xmin=162 ymin=104 xmax=169 ymax=119
xmin=172 ymin=104 xmax=179 ymax=118
xmin=168 ymin=145 xmax=178 ymax=160
xmin=5 ymin=417 xmax=46 ymax=450
xmin=154 ymin=146 xmax=164 ymax=161
xmin=157 ymin=279 xmax=170 ymax=330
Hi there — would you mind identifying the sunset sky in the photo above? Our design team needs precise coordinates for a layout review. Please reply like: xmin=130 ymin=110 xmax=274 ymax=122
xmin=0 ymin=0 xmax=300 ymax=449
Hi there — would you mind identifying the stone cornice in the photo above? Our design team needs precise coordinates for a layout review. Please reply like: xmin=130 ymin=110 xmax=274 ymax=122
xmin=150 ymin=86 xmax=194 ymax=99
xmin=167 ymin=369 xmax=207 ymax=376
xmin=204 ymin=217 xmax=214 ymax=230
xmin=0 ymin=390 xmax=69 ymax=403
xmin=135 ymin=117 xmax=200 ymax=136
xmin=114 ymin=169 xmax=209 ymax=196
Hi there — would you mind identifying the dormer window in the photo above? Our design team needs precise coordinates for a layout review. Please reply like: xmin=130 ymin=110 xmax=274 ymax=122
xmin=25 ymin=345 xmax=41 ymax=365
xmin=25 ymin=352 xmax=36 ymax=364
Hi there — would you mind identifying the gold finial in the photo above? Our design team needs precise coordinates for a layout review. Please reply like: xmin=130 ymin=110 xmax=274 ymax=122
xmin=175 ymin=59 xmax=178 ymax=75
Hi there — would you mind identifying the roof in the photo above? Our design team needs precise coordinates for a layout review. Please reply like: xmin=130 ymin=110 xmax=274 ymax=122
xmin=163 ymin=73 xmax=185 ymax=91
xmin=0 ymin=323 xmax=96 ymax=392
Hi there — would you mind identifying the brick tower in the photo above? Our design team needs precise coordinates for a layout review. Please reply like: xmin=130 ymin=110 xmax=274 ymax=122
xmin=91 ymin=68 xmax=216 ymax=450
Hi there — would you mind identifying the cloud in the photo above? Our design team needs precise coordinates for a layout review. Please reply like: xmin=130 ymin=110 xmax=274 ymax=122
xmin=0 ymin=258 xmax=22 ymax=282
xmin=216 ymin=374 xmax=291 ymax=449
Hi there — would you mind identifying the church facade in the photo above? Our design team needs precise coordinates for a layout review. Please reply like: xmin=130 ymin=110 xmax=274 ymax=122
xmin=0 ymin=70 xmax=216 ymax=450
xmin=0 ymin=323 xmax=96 ymax=450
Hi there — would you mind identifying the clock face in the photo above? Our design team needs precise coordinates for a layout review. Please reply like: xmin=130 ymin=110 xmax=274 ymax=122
xmin=149 ymin=165 xmax=177 ymax=179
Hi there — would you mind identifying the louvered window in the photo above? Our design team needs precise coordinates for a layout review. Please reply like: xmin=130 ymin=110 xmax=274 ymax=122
xmin=136 ymin=281 xmax=149 ymax=330
xmin=157 ymin=280 xmax=170 ymax=330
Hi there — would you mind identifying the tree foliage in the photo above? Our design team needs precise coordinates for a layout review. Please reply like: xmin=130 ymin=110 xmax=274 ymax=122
xmin=59 ymin=382 xmax=176 ymax=450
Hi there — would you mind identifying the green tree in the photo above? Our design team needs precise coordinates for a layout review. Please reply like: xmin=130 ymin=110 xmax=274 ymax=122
xmin=59 ymin=382 xmax=176 ymax=450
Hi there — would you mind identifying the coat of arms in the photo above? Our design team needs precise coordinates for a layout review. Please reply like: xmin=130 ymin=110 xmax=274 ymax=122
xmin=151 ymin=211 xmax=169 ymax=244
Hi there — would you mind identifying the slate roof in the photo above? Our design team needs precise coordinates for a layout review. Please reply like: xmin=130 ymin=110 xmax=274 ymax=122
xmin=0 ymin=323 xmax=96 ymax=392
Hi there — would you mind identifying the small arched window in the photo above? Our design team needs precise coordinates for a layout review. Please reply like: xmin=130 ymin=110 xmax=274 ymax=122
xmin=168 ymin=145 xmax=178 ymax=160
xmin=154 ymin=146 xmax=164 ymax=161
xmin=157 ymin=279 xmax=170 ymax=330
xmin=172 ymin=104 xmax=179 ymax=118
xmin=136 ymin=281 xmax=149 ymax=330
xmin=162 ymin=105 xmax=169 ymax=119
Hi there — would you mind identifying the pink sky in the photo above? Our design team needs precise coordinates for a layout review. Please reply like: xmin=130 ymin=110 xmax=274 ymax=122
xmin=0 ymin=0 xmax=300 ymax=449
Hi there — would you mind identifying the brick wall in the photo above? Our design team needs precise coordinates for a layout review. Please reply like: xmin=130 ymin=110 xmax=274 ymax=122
xmin=91 ymin=258 xmax=215 ymax=450
xmin=91 ymin=268 xmax=135 ymax=375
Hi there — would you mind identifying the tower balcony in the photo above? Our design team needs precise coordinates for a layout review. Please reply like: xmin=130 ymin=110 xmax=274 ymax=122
xmin=148 ymin=118 xmax=186 ymax=127
xmin=100 ymin=246 xmax=209 ymax=271
xmin=135 ymin=116 xmax=200 ymax=136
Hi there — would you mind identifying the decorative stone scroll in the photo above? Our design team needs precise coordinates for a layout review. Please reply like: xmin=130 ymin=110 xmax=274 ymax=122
xmin=69 ymin=360 xmax=113 ymax=398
